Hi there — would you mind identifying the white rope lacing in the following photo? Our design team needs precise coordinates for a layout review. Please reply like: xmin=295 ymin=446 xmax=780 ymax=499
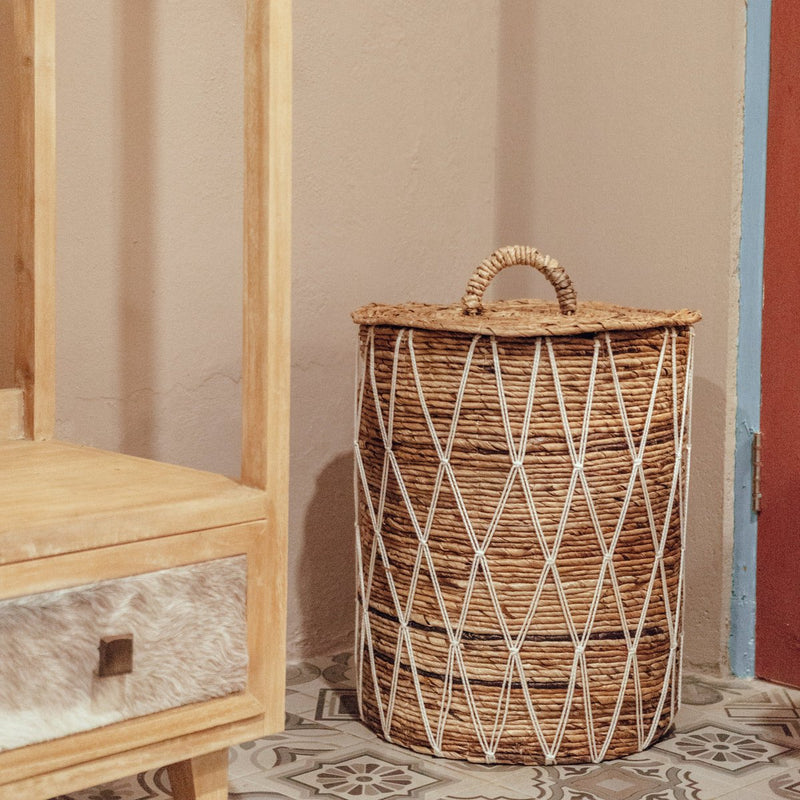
xmin=600 ymin=329 xmax=670 ymax=756
xmin=354 ymin=326 xmax=693 ymax=763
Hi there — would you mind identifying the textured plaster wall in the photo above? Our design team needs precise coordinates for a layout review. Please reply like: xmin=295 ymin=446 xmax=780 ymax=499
xmin=494 ymin=1 xmax=746 ymax=672
xmin=53 ymin=1 xmax=244 ymax=476
xmin=292 ymin=0 xmax=501 ymax=657
xmin=0 ymin=1 xmax=745 ymax=670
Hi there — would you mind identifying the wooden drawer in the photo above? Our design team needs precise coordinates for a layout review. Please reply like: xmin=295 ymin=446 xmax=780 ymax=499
xmin=0 ymin=555 xmax=248 ymax=752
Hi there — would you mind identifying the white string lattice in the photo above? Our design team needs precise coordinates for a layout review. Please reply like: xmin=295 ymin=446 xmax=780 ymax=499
xmin=354 ymin=325 xmax=695 ymax=764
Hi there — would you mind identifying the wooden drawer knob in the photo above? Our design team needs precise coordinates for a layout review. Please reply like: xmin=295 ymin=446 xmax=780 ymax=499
xmin=98 ymin=634 xmax=134 ymax=677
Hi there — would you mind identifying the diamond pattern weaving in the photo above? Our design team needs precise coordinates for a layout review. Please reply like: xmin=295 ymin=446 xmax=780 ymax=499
xmin=354 ymin=324 xmax=695 ymax=764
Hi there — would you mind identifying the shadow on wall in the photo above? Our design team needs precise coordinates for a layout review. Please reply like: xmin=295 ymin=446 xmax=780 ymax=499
xmin=681 ymin=373 xmax=727 ymax=672
xmin=298 ymin=451 xmax=357 ymax=656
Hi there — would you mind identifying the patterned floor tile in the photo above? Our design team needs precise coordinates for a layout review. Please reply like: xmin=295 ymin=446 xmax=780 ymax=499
xmin=305 ymin=654 xmax=356 ymax=691
xmin=229 ymin=723 xmax=367 ymax=781
xmin=54 ymin=767 xmax=172 ymax=800
xmin=423 ymin=779 xmax=543 ymax=800
xmin=760 ymin=767 xmax=800 ymax=798
xmin=425 ymin=791 xmax=529 ymax=800
xmin=719 ymin=685 xmax=800 ymax=747
xmin=681 ymin=675 xmax=753 ymax=710
xmin=316 ymin=726 xmax=552 ymax=797
xmin=653 ymin=721 xmax=799 ymax=777
xmin=315 ymin=688 xmax=359 ymax=721
xmin=304 ymin=682 xmax=380 ymax=742
xmin=714 ymin=787 xmax=786 ymax=800
xmin=674 ymin=706 xmax=712 ymax=735
xmin=47 ymin=657 xmax=800 ymax=800
xmin=281 ymin=752 xmax=440 ymax=798
xmin=415 ymin=754 xmax=532 ymax=788
xmin=285 ymin=687 xmax=321 ymax=719
xmin=698 ymin=765 xmax=800 ymax=799
xmin=286 ymin=662 xmax=326 ymax=695
xmin=229 ymin=776 xmax=294 ymax=799
xmin=235 ymin=740 xmax=459 ymax=800
xmin=484 ymin=756 xmax=719 ymax=800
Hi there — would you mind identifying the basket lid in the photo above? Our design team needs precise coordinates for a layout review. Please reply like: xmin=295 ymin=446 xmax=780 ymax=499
xmin=351 ymin=245 xmax=701 ymax=337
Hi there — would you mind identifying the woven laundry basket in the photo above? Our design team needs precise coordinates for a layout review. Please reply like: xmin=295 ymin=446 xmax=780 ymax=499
xmin=351 ymin=246 xmax=700 ymax=765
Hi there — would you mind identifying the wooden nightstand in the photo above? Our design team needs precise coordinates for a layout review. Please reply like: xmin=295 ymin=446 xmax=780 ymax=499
xmin=0 ymin=2 xmax=291 ymax=798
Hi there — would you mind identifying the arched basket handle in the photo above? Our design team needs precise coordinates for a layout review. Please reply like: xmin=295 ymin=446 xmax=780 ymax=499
xmin=461 ymin=245 xmax=577 ymax=316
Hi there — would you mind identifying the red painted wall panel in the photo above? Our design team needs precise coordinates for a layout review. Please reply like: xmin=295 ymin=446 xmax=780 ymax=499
xmin=756 ymin=0 xmax=800 ymax=687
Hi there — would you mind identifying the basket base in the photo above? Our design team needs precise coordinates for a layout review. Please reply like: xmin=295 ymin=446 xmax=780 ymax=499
xmin=358 ymin=707 xmax=675 ymax=765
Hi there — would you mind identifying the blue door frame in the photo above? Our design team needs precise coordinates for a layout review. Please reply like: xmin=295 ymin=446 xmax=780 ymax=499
xmin=730 ymin=0 xmax=771 ymax=677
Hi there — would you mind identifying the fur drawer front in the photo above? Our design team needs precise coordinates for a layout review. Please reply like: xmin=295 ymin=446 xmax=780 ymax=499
xmin=0 ymin=555 xmax=248 ymax=752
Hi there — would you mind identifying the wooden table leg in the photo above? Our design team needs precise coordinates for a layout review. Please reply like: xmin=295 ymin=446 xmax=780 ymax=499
xmin=166 ymin=749 xmax=229 ymax=800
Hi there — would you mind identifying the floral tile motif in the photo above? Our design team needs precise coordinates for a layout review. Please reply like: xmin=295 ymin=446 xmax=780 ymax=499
xmin=653 ymin=722 xmax=795 ymax=775
xmin=47 ymin=658 xmax=800 ymax=800
xmin=229 ymin=727 xmax=367 ymax=781
xmin=273 ymin=744 xmax=453 ymax=800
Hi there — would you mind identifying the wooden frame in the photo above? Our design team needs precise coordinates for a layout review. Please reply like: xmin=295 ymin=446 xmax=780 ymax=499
xmin=0 ymin=526 xmax=268 ymax=785
xmin=0 ymin=1 xmax=291 ymax=798
xmin=13 ymin=0 xmax=55 ymax=440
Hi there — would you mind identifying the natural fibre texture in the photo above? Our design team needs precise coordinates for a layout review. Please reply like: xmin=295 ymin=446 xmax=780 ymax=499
xmin=351 ymin=244 xmax=699 ymax=339
xmin=354 ymin=323 xmax=695 ymax=765
xmin=460 ymin=245 xmax=577 ymax=317
xmin=0 ymin=556 xmax=248 ymax=752
xmin=352 ymin=298 xmax=701 ymax=340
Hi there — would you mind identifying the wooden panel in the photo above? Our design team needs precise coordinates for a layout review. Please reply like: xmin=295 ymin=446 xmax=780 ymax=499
xmin=14 ymin=0 xmax=56 ymax=440
xmin=0 ymin=440 xmax=267 ymax=565
xmin=240 ymin=0 xmax=290 ymax=748
xmin=167 ymin=749 xmax=229 ymax=800
xmin=241 ymin=0 xmax=291 ymax=491
xmin=0 ymin=714 xmax=269 ymax=800
xmin=0 ymin=2 xmax=291 ymax=796
xmin=0 ymin=520 xmax=259 ymax=600
xmin=756 ymin=0 xmax=800 ymax=689
xmin=0 ymin=388 xmax=24 ymax=439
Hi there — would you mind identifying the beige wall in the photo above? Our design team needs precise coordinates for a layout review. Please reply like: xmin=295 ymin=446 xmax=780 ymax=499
xmin=52 ymin=1 xmax=245 ymax=475
xmin=291 ymin=0 xmax=501 ymax=657
xmin=497 ymin=1 xmax=746 ymax=672
xmin=0 ymin=1 xmax=745 ymax=671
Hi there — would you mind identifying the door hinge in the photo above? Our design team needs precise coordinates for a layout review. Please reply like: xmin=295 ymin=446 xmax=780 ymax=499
xmin=752 ymin=430 xmax=763 ymax=514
